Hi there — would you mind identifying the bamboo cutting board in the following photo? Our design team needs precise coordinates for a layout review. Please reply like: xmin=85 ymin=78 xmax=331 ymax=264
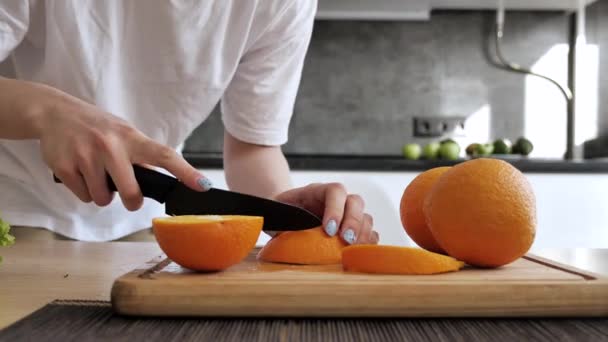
xmin=111 ymin=250 xmax=608 ymax=317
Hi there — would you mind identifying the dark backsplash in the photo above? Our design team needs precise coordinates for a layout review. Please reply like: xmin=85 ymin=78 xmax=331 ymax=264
xmin=185 ymin=3 xmax=608 ymax=157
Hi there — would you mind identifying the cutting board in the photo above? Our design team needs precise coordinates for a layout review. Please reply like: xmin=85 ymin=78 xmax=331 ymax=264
xmin=111 ymin=249 xmax=608 ymax=317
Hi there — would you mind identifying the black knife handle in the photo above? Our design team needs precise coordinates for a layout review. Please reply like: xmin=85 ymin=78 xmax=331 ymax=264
xmin=53 ymin=165 xmax=178 ymax=204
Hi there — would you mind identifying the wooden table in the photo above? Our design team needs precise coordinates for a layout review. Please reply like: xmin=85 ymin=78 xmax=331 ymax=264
xmin=0 ymin=240 xmax=606 ymax=331
xmin=0 ymin=240 xmax=161 ymax=329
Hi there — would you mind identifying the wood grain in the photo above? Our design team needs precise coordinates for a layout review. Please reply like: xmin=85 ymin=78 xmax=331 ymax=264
xmin=111 ymin=250 xmax=608 ymax=318
xmin=0 ymin=240 xmax=161 ymax=329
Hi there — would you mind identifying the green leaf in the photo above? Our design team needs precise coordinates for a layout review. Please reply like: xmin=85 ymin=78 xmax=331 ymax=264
xmin=0 ymin=216 xmax=15 ymax=264
xmin=0 ymin=217 xmax=14 ymax=246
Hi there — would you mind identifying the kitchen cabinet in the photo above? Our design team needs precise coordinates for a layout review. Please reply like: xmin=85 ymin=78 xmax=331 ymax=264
xmin=316 ymin=0 xmax=598 ymax=21
xmin=430 ymin=0 xmax=597 ymax=10
xmin=200 ymin=169 xmax=608 ymax=249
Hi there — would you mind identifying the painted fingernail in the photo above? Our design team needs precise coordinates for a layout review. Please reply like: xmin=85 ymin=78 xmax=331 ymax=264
xmin=343 ymin=229 xmax=356 ymax=245
xmin=325 ymin=220 xmax=338 ymax=236
xmin=372 ymin=231 xmax=380 ymax=244
xmin=197 ymin=177 xmax=213 ymax=191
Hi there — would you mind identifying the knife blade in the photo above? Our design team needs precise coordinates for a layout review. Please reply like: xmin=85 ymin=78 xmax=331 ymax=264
xmin=53 ymin=165 xmax=322 ymax=231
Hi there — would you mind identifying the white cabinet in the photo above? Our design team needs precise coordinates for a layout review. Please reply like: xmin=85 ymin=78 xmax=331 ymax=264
xmin=524 ymin=173 xmax=608 ymax=248
xmin=430 ymin=0 xmax=597 ymax=10
xmin=316 ymin=0 xmax=598 ymax=21
xmin=199 ymin=169 xmax=608 ymax=248
xmin=317 ymin=0 xmax=430 ymax=20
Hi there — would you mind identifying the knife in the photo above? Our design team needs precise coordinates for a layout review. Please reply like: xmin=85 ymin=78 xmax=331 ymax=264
xmin=53 ymin=165 xmax=322 ymax=231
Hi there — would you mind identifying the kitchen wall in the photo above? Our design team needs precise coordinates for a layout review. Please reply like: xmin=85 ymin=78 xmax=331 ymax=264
xmin=185 ymin=3 xmax=608 ymax=158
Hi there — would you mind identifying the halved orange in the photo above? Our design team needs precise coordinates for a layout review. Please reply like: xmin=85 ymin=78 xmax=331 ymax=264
xmin=257 ymin=227 xmax=347 ymax=265
xmin=342 ymin=245 xmax=465 ymax=275
xmin=152 ymin=215 xmax=263 ymax=271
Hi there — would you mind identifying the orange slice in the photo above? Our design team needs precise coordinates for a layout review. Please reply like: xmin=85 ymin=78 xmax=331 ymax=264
xmin=153 ymin=215 xmax=263 ymax=271
xmin=342 ymin=245 xmax=465 ymax=275
xmin=257 ymin=227 xmax=347 ymax=265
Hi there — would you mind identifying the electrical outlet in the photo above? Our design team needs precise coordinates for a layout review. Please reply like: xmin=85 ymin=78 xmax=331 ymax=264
xmin=413 ymin=116 xmax=466 ymax=137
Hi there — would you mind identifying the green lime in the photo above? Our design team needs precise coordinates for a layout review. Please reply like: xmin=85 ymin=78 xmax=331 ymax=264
xmin=475 ymin=143 xmax=494 ymax=156
xmin=493 ymin=139 xmax=512 ymax=154
xmin=466 ymin=143 xmax=480 ymax=156
xmin=439 ymin=141 xmax=461 ymax=160
xmin=513 ymin=137 xmax=533 ymax=156
xmin=422 ymin=142 xmax=441 ymax=160
xmin=402 ymin=143 xmax=422 ymax=160
xmin=440 ymin=138 xmax=457 ymax=145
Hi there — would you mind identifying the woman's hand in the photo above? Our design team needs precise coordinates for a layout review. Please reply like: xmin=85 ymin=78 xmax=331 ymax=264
xmin=274 ymin=183 xmax=379 ymax=245
xmin=36 ymin=90 xmax=211 ymax=211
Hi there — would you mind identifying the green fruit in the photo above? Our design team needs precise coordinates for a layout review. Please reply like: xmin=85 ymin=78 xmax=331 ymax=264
xmin=438 ymin=141 xmax=461 ymax=160
xmin=513 ymin=137 xmax=533 ymax=156
xmin=493 ymin=139 xmax=512 ymax=154
xmin=402 ymin=143 xmax=422 ymax=160
xmin=422 ymin=142 xmax=441 ymax=160
xmin=475 ymin=143 xmax=494 ymax=156
xmin=466 ymin=143 xmax=480 ymax=156
xmin=440 ymin=138 xmax=457 ymax=145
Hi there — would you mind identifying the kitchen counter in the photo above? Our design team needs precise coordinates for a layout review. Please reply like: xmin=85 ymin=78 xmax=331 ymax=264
xmin=183 ymin=152 xmax=608 ymax=173
xmin=0 ymin=240 xmax=161 ymax=330
xmin=1 ymin=239 xmax=607 ymax=335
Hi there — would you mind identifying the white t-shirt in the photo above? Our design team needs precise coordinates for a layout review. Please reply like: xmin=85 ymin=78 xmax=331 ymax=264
xmin=0 ymin=0 xmax=316 ymax=241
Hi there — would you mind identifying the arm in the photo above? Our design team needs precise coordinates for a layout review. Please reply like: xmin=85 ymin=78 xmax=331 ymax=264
xmin=223 ymin=130 xmax=291 ymax=199
xmin=224 ymin=131 xmax=379 ymax=245
xmin=0 ymin=76 xmax=52 ymax=139
xmin=0 ymin=76 xmax=208 ymax=209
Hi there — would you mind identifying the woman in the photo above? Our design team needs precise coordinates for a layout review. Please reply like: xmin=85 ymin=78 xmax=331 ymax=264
xmin=0 ymin=1 xmax=379 ymax=244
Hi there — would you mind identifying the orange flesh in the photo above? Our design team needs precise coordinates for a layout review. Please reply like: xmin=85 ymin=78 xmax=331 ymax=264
xmin=257 ymin=227 xmax=347 ymax=265
xmin=342 ymin=245 xmax=465 ymax=275
xmin=153 ymin=215 xmax=263 ymax=271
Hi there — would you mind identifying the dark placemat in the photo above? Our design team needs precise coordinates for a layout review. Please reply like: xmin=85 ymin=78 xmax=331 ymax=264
xmin=2 ymin=301 xmax=607 ymax=342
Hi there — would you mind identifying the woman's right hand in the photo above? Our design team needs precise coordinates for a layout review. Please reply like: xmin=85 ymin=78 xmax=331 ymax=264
xmin=36 ymin=90 xmax=211 ymax=211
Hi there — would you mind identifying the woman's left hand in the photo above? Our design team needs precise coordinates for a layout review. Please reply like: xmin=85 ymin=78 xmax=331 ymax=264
xmin=274 ymin=183 xmax=379 ymax=245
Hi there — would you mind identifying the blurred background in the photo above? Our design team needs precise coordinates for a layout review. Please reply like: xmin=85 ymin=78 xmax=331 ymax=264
xmin=187 ymin=0 xmax=607 ymax=160
xmin=184 ymin=0 xmax=608 ymax=249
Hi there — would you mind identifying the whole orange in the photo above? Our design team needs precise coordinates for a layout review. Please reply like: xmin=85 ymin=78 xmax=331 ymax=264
xmin=424 ymin=158 xmax=536 ymax=268
xmin=400 ymin=166 xmax=451 ymax=254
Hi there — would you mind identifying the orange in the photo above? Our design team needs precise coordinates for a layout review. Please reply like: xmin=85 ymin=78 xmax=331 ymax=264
xmin=153 ymin=215 xmax=263 ymax=271
xmin=400 ymin=167 xmax=451 ymax=254
xmin=342 ymin=245 xmax=464 ymax=275
xmin=424 ymin=158 xmax=536 ymax=268
xmin=257 ymin=227 xmax=347 ymax=265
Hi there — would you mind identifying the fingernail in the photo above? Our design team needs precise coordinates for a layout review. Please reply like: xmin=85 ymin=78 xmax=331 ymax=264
xmin=325 ymin=220 xmax=338 ymax=236
xmin=343 ymin=229 xmax=356 ymax=245
xmin=372 ymin=232 xmax=380 ymax=244
xmin=197 ymin=177 xmax=213 ymax=191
